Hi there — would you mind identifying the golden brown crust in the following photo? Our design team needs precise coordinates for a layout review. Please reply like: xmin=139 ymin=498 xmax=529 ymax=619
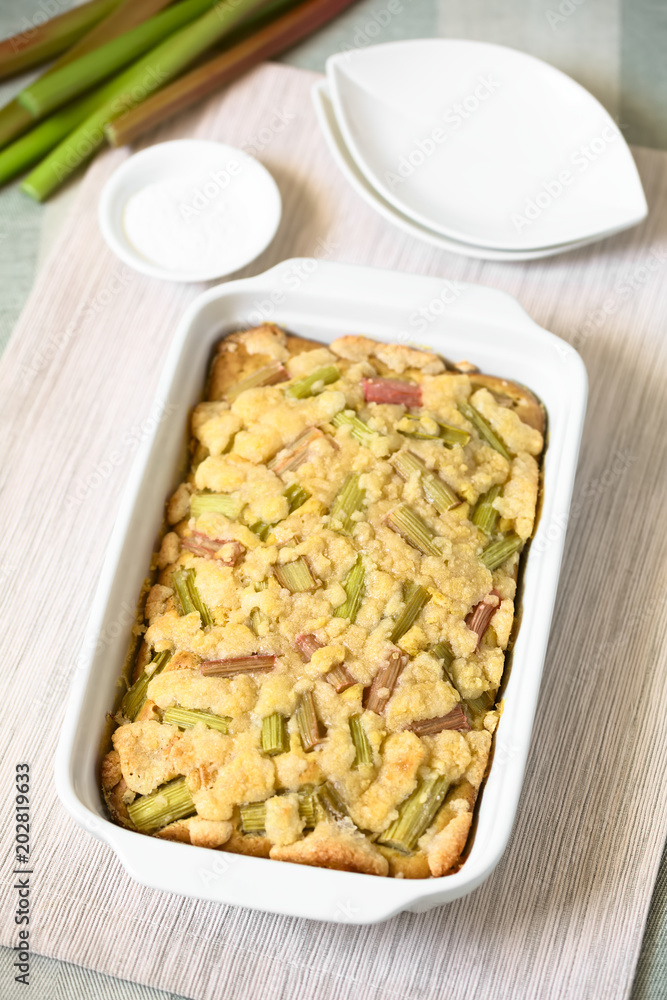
xmin=134 ymin=699 xmax=160 ymax=723
xmin=104 ymin=776 xmax=131 ymax=825
xmin=132 ymin=639 xmax=152 ymax=684
xmin=145 ymin=584 xmax=174 ymax=623
xmin=102 ymin=325 xmax=545 ymax=881
xmin=101 ymin=750 xmax=122 ymax=791
xmin=379 ymin=847 xmax=431 ymax=879
xmin=329 ymin=334 xmax=445 ymax=374
xmin=222 ymin=830 xmax=272 ymax=858
xmin=155 ymin=819 xmax=192 ymax=843
xmin=425 ymin=812 xmax=473 ymax=877
xmin=167 ymin=483 xmax=192 ymax=525
xmin=469 ymin=374 xmax=545 ymax=435
xmin=189 ymin=817 xmax=233 ymax=848
xmin=163 ymin=650 xmax=201 ymax=673
xmin=208 ymin=325 xmax=323 ymax=401
xmin=269 ymin=821 xmax=389 ymax=876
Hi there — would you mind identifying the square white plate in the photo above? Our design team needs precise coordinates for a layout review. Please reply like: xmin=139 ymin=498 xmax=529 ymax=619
xmin=55 ymin=259 xmax=587 ymax=924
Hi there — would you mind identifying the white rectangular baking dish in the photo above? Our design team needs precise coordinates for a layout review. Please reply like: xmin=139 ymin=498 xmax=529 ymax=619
xmin=55 ymin=259 xmax=587 ymax=924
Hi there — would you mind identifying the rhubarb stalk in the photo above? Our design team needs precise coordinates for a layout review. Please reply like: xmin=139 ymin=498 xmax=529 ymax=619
xmin=21 ymin=0 xmax=272 ymax=201
xmin=106 ymin=0 xmax=360 ymax=147
xmin=0 ymin=0 xmax=173 ymax=152
xmin=19 ymin=0 xmax=219 ymax=119
xmin=0 ymin=0 xmax=121 ymax=82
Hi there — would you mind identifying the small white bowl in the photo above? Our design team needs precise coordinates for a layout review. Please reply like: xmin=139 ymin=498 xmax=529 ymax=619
xmin=98 ymin=140 xmax=282 ymax=283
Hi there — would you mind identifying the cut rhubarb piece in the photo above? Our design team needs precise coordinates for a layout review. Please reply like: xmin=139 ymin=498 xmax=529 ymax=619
xmin=268 ymin=427 xmax=328 ymax=475
xmin=326 ymin=663 xmax=358 ymax=693
xmin=225 ymin=361 xmax=288 ymax=401
xmin=201 ymin=654 xmax=276 ymax=677
xmin=364 ymin=647 xmax=408 ymax=714
xmin=407 ymin=706 xmax=471 ymax=735
xmin=182 ymin=532 xmax=244 ymax=565
xmin=466 ymin=589 xmax=501 ymax=648
xmin=362 ymin=377 xmax=422 ymax=407
xmin=294 ymin=633 xmax=324 ymax=661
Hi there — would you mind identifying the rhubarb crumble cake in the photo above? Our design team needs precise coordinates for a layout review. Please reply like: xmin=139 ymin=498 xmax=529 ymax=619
xmin=101 ymin=324 xmax=545 ymax=879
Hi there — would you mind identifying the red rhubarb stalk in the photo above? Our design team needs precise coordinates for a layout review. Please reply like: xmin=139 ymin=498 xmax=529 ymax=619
xmin=364 ymin=647 xmax=408 ymax=714
xmin=407 ymin=706 xmax=471 ymax=735
xmin=466 ymin=589 xmax=501 ymax=649
xmin=362 ymin=377 xmax=422 ymax=407
xmin=201 ymin=654 xmax=275 ymax=677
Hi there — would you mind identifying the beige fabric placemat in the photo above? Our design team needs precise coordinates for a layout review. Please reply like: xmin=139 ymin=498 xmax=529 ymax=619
xmin=1 ymin=62 xmax=666 ymax=1000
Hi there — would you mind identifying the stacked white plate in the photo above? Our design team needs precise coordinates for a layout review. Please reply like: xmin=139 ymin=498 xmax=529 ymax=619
xmin=313 ymin=40 xmax=647 ymax=261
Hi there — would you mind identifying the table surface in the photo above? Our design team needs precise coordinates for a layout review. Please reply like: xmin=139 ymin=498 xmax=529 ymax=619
xmin=1 ymin=2 xmax=666 ymax=998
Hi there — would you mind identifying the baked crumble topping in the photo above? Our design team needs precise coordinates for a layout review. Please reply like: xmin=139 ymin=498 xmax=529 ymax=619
xmin=102 ymin=324 xmax=545 ymax=879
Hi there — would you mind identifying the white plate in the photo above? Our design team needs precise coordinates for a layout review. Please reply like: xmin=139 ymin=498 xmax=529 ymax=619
xmin=55 ymin=259 xmax=587 ymax=923
xmin=312 ymin=81 xmax=629 ymax=262
xmin=98 ymin=140 xmax=282 ymax=283
xmin=327 ymin=41 xmax=647 ymax=251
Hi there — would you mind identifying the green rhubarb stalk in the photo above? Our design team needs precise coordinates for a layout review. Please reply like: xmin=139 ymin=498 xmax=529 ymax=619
xmin=378 ymin=775 xmax=450 ymax=853
xmin=284 ymin=482 xmax=311 ymax=513
xmin=397 ymin=415 xmax=471 ymax=447
xmin=250 ymin=483 xmax=309 ymax=540
xmin=261 ymin=712 xmax=289 ymax=756
xmin=439 ymin=423 xmax=471 ymax=447
xmin=106 ymin=0 xmax=360 ymax=146
xmin=0 ymin=87 xmax=109 ymax=186
xmin=0 ymin=0 xmax=120 ymax=82
xmin=128 ymin=777 xmax=196 ymax=832
xmin=472 ymin=485 xmax=501 ymax=535
xmin=239 ymin=801 xmax=266 ymax=833
xmin=332 ymin=555 xmax=364 ymax=621
xmin=350 ymin=715 xmax=372 ymax=767
xmin=0 ymin=4 xmax=168 ymax=185
xmin=332 ymin=410 xmax=380 ymax=448
xmin=385 ymin=505 xmax=441 ymax=557
xmin=190 ymin=491 xmax=242 ymax=519
xmin=316 ymin=781 xmax=348 ymax=820
xmin=120 ymin=649 xmax=171 ymax=721
xmin=481 ymin=533 xmax=523 ymax=571
xmin=172 ymin=567 xmax=213 ymax=626
xmin=0 ymin=0 xmax=172 ymax=151
xmin=298 ymin=788 xmax=318 ymax=827
xmin=240 ymin=791 xmax=319 ymax=833
xmin=431 ymin=640 xmax=455 ymax=671
xmin=250 ymin=520 xmax=272 ymax=542
xmin=329 ymin=473 xmax=365 ymax=533
xmin=19 ymin=0 xmax=219 ymax=119
xmin=225 ymin=360 xmax=287 ymax=401
xmin=295 ymin=691 xmax=324 ymax=751
xmin=273 ymin=557 xmax=319 ymax=593
xmin=389 ymin=583 xmax=430 ymax=644
xmin=163 ymin=707 xmax=230 ymax=733
xmin=286 ymin=365 xmax=340 ymax=399
xmin=392 ymin=451 xmax=459 ymax=514
xmin=467 ymin=690 xmax=495 ymax=715
xmin=21 ymin=0 xmax=272 ymax=201
xmin=249 ymin=606 xmax=269 ymax=636
xmin=458 ymin=402 xmax=511 ymax=461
